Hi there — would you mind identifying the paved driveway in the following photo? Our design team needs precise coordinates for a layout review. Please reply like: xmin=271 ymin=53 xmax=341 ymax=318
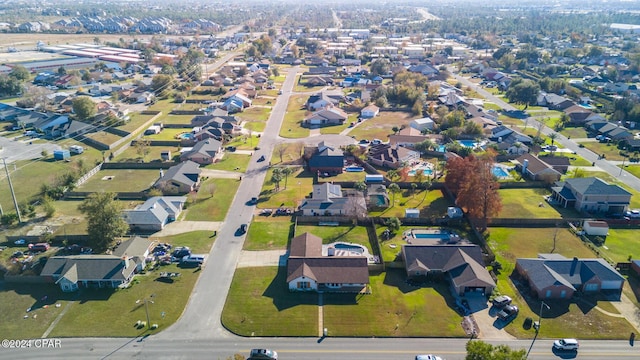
xmin=0 ymin=135 xmax=61 ymax=163
xmin=236 ymin=250 xmax=287 ymax=267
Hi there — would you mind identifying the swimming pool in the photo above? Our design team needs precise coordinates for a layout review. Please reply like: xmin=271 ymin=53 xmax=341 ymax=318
xmin=458 ymin=140 xmax=478 ymax=148
xmin=410 ymin=229 xmax=451 ymax=240
xmin=345 ymin=166 xmax=364 ymax=172
xmin=332 ymin=242 xmax=365 ymax=254
xmin=408 ymin=167 xmax=433 ymax=176
xmin=492 ymin=166 xmax=509 ymax=178
xmin=437 ymin=145 xmax=446 ymax=152
xmin=179 ymin=133 xmax=193 ymax=139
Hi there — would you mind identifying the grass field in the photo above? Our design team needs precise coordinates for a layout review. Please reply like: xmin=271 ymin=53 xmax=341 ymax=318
xmin=117 ymin=113 xmax=156 ymax=133
xmin=368 ymin=188 xmax=451 ymax=218
xmin=225 ymin=134 xmax=261 ymax=150
xmin=206 ymin=153 xmax=251 ymax=173
xmin=486 ymin=227 xmax=636 ymax=339
xmin=183 ymin=178 xmax=240 ymax=221
xmin=114 ymin=145 xmax=180 ymax=163
xmin=324 ymin=269 xmax=467 ymax=337
xmin=559 ymin=126 xmax=589 ymax=139
xmin=271 ymin=142 xmax=303 ymax=165
xmin=348 ymin=112 xmax=416 ymax=141
xmin=238 ymin=106 xmax=271 ymax=132
xmin=0 ymin=230 xmax=212 ymax=339
xmin=577 ymin=141 xmax=625 ymax=161
xmin=497 ymin=188 xmax=580 ymax=219
xmin=258 ymin=168 xmax=313 ymax=209
xmin=279 ymin=94 xmax=310 ymax=138
xmin=244 ymin=216 xmax=294 ymax=250
xmin=596 ymin=229 xmax=640 ymax=264
xmin=221 ymin=266 xmax=319 ymax=336
xmin=77 ymin=169 xmax=159 ymax=192
xmin=84 ymin=131 xmax=123 ymax=146
xmin=295 ymin=225 xmax=371 ymax=251
xmin=143 ymin=128 xmax=186 ymax=141
xmin=157 ymin=114 xmax=194 ymax=125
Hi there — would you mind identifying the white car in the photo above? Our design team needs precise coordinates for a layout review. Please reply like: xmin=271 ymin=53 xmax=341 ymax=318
xmin=625 ymin=209 xmax=640 ymax=218
xmin=553 ymin=338 xmax=579 ymax=351
xmin=415 ymin=355 xmax=443 ymax=360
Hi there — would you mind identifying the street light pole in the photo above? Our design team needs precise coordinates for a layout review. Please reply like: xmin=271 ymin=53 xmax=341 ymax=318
xmin=526 ymin=301 xmax=550 ymax=359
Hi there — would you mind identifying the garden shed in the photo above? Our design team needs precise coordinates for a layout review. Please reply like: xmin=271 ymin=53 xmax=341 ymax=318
xmin=583 ymin=220 xmax=609 ymax=237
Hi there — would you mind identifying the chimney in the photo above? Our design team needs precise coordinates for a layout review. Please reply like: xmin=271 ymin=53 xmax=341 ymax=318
xmin=569 ymin=256 xmax=579 ymax=276
xmin=522 ymin=159 xmax=528 ymax=175
xmin=122 ymin=256 xmax=129 ymax=269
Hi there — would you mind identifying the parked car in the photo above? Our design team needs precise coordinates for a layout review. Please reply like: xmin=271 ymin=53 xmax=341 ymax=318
xmin=172 ymin=247 xmax=191 ymax=261
xmin=415 ymin=355 xmax=443 ymax=360
xmin=249 ymin=348 xmax=278 ymax=360
xmin=625 ymin=209 xmax=640 ymax=218
xmin=260 ymin=209 xmax=273 ymax=216
xmin=225 ymin=146 xmax=236 ymax=152
xmin=248 ymin=197 xmax=258 ymax=205
xmin=497 ymin=305 xmax=519 ymax=321
xmin=28 ymin=243 xmax=50 ymax=252
xmin=553 ymin=338 xmax=579 ymax=351
xmin=492 ymin=295 xmax=512 ymax=308
xmin=180 ymin=254 xmax=205 ymax=267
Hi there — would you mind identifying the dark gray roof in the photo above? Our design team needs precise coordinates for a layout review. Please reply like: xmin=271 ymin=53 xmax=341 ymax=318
xmin=565 ymin=177 xmax=631 ymax=196
xmin=41 ymin=255 xmax=136 ymax=283
xmin=403 ymin=244 xmax=484 ymax=272
xmin=517 ymin=256 xmax=624 ymax=290
xmin=286 ymin=257 xmax=369 ymax=284
xmin=158 ymin=160 xmax=201 ymax=187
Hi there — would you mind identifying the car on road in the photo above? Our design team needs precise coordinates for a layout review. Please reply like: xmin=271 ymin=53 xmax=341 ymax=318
xmin=492 ymin=295 xmax=512 ymax=308
xmin=415 ymin=355 xmax=443 ymax=360
xmin=249 ymin=348 xmax=277 ymax=360
xmin=497 ymin=304 xmax=519 ymax=321
xmin=257 ymin=155 xmax=265 ymax=162
xmin=238 ymin=223 xmax=248 ymax=235
xmin=248 ymin=197 xmax=258 ymax=205
xmin=553 ymin=338 xmax=579 ymax=351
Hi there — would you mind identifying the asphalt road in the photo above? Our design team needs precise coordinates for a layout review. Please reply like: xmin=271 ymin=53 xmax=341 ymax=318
xmin=1 ymin=337 xmax=638 ymax=359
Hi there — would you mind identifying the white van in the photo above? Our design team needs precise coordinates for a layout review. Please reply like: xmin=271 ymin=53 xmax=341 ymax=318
xmin=69 ymin=145 xmax=84 ymax=154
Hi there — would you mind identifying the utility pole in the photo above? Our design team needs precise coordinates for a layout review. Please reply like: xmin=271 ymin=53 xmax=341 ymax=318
xmin=2 ymin=158 xmax=22 ymax=223
xmin=526 ymin=301 xmax=550 ymax=359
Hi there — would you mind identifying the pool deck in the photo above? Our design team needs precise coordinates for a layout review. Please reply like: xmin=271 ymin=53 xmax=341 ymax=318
xmin=323 ymin=242 xmax=379 ymax=263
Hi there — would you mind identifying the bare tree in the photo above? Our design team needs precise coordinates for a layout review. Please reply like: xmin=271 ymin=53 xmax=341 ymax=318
xmin=275 ymin=142 xmax=289 ymax=163
xmin=205 ymin=183 xmax=216 ymax=198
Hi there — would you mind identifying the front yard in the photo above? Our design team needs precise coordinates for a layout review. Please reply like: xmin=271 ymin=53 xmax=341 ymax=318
xmin=279 ymin=94 xmax=310 ymax=138
xmin=76 ymin=169 xmax=160 ymax=192
xmin=183 ymin=178 xmax=240 ymax=221
xmin=258 ymin=168 xmax=313 ymax=209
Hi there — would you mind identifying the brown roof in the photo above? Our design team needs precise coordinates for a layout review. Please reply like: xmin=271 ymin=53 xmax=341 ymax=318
xmin=290 ymin=232 xmax=322 ymax=257
xmin=286 ymin=257 xmax=369 ymax=284
xmin=516 ymin=153 xmax=558 ymax=175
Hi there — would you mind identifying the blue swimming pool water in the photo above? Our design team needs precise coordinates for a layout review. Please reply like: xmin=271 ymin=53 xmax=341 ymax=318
xmin=492 ymin=166 xmax=509 ymax=178
xmin=458 ymin=140 xmax=477 ymax=148
xmin=413 ymin=233 xmax=450 ymax=239
xmin=437 ymin=145 xmax=446 ymax=152
xmin=346 ymin=166 xmax=364 ymax=172
xmin=373 ymin=194 xmax=387 ymax=206
xmin=408 ymin=167 xmax=433 ymax=176
xmin=179 ymin=133 xmax=193 ymax=139
xmin=333 ymin=243 xmax=365 ymax=253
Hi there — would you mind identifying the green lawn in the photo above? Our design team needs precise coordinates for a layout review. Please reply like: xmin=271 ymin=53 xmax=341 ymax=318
xmin=577 ymin=141 xmax=625 ymax=161
xmin=244 ymin=217 xmax=294 ymax=250
xmin=258 ymin=168 xmax=313 ymax=209
xmin=77 ymin=169 xmax=160 ymax=192
xmin=320 ymin=171 xmax=366 ymax=182
xmin=206 ymin=153 xmax=251 ymax=173
xmin=559 ymin=126 xmax=589 ymax=139
xmin=487 ymin=227 xmax=636 ymax=339
xmin=117 ymin=113 xmax=156 ymax=133
xmin=271 ymin=143 xmax=303 ymax=165
xmin=497 ymin=188 xmax=580 ymax=219
xmin=597 ymin=229 xmax=640 ymax=264
xmin=158 ymin=114 xmax=195 ymax=125
xmin=348 ymin=112 xmax=416 ymax=141
xmin=1 ymin=231 xmax=213 ymax=338
xmin=114 ymin=145 xmax=181 ymax=163
xmin=184 ymin=178 xmax=240 ymax=221
xmin=368 ymin=188 xmax=451 ymax=218
xmin=319 ymin=113 xmax=357 ymax=135
xmin=221 ymin=266 xmax=319 ymax=336
xmin=225 ymin=134 xmax=261 ymax=150
xmin=295 ymin=225 xmax=371 ymax=251
xmin=239 ymin=106 xmax=271 ymax=123
xmin=85 ymin=131 xmax=123 ymax=147
xmin=143 ymin=128 xmax=187 ymax=141
xmin=324 ymin=269 xmax=467 ymax=337
xmin=620 ymin=164 xmax=640 ymax=179
xmin=279 ymin=94 xmax=310 ymax=138
xmin=534 ymin=152 xmax=592 ymax=167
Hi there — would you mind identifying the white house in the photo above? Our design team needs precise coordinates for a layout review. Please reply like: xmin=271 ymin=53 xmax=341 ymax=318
xmin=410 ymin=117 xmax=435 ymax=132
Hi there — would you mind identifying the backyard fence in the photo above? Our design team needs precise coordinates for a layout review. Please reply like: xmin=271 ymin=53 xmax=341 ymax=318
xmin=74 ymin=163 xmax=103 ymax=188
xmin=101 ymin=162 xmax=178 ymax=170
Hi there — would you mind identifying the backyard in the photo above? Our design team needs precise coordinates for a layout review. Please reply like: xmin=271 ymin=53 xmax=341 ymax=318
xmin=497 ymin=188 xmax=580 ymax=219
xmin=347 ymin=111 xmax=417 ymax=141
xmin=368 ymin=188 xmax=450 ymax=218
xmin=76 ymin=169 xmax=160 ymax=192
xmin=206 ymin=153 xmax=251 ymax=173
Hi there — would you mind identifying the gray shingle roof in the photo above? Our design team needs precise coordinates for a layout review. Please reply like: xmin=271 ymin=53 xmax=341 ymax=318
xmin=517 ymin=256 xmax=624 ymax=290
xmin=41 ymin=255 xmax=136 ymax=283
xmin=565 ymin=177 xmax=631 ymax=196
